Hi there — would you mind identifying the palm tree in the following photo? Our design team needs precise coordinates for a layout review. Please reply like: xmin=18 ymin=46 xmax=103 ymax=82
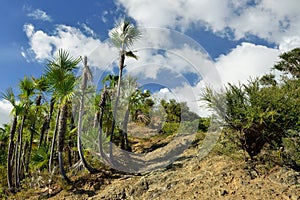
xmin=25 ymin=76 xmax=48 ymax=172
xmin=108 ymin=19 xmax=141 ymax=158
xmin=95 ymin=86 xmax=110 ymax=161
xmin=45 ymin=49 xmax=81 ymax=183
xmin=48 ymin=108 xmax=60 ymax=172
xmin=1 ymin=88 xmax=21 ymax=191
xmin=77 ymin=56 xmax=99 ymax=173
xmin=119 ymin=75 xmax=138 ymax=150
xmin=15 ymin=76 xmax=35 ymax=187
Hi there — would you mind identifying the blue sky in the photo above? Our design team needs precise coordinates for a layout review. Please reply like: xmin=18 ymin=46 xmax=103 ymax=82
xmin=1 ymin=0 xmax=300 ymax=126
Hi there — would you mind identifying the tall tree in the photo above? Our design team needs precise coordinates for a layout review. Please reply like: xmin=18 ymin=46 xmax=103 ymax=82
xmin=1 ymin=88 xmax=21 ymax=191
xmin=108 ymin=19 xmax=141 ymax=159
xmin=15 ymin=76 xmax=35 ymax=187
xmin=45 ymin=49 xmax=81 ymax=183
xmin=26 ymin=76 xmax=48 ymax=172
xmin=77 ymin=56 xmax=99 ymax=173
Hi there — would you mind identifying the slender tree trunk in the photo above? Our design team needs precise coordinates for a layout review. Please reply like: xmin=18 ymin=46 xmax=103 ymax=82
xmin=78 ymin=95 xmax=99 ymax=173
xmin=7 ymin=115 xmax=17 ymax=191
xmin=26 ymin=95 xmax=42 ymax=172
xmin=57 ymin=104 xmax=71 ymax=183
xmin=68 ymin=115 xmax=75 ymax=168
xmin=98 ymin=87 xmax=108 ymax=161
xmin=98 ymin=110 xmax=105 ymax=159
xmin=121 ymin=107 xmax=130 ymax=150
xmin=49 ymin=110 xmax=60 ymax=172
xmin=15 ymin=115 xmax=26 ymax=188
xmin=38 ymin=116 xmax=48 ymax=148
xmin=77 ymin=56 xmax=99 ymax=173
xmin=26 ymin=130 xmax=34 ymax=173
xmin=13 ymin=141 xmax=18 ymax=188
xmin=58 ymin=152 xmax=70 ymax=182
xmin=109 ymin=50 xmax=125 ymax=160
xmin=44 ymin=98 xmax=55 ymax=147
xmin=21 ymin=142 xmax=28 ymax=180
xmin=93 ymin=111 xmax=100 ymax=129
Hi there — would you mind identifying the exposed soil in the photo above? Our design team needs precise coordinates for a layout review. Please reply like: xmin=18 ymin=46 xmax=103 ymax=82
xmin=9 ymin=128 xmax=300 ymax=200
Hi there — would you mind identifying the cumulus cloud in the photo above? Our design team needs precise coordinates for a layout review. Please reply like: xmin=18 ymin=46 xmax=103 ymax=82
xmin=122 ymin=28 xmax=216 ymax=83
xmin=116 ymin=0 xmax=300 ymax=51
xmin=22 ymin=23 xmax=117 ymax=72
xmin=22 ymin=2 xmax=295 ymax=116
xmin=147 ymin=42 xmax=281 ymax=116
xmin=27 ymin=8 xmax=52 ymax=22
xmin=215 ymin=43 xmax=280 ymax=85
xmin=0 ymin=100 xmax=13 ymax=127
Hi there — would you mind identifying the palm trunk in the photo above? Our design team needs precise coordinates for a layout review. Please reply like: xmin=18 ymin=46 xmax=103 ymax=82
xmin=26 ymin=94 xmax=42 ymax=172
xmin=93 ymin=111 xmax=100 ymax=129
xmin=68 ymin=115 xmax=75 ymax=168
xmin=57 ymin=104 xmax=71 ymax=183
xmin=98 ymin=110 xmax=105 ymax=159
xmin=13 ymin=141 xmax=18 ymax=188
xmin=109 ymin=51 xmax=125 ymax=160
xmin=46 ymin=98 xmax=55 ymax=145
xmin=78 ymin=96 xmax=99 ymax=173
xmin=77 ymin=57 xmax=99 ymax=173
xmin=121 ymin=107 xmax=130 ymax=150
xmin=38 ymin=116 xmax=48 ymax=148
xmin=49 ymin=109 xmax=60 ymax=172
xmin=7 ymin=115 xmax=17 ymax=190
xmin=98 ymin=87 xmax=108 ymax=160
xmin=15 ymin=115 xmax=26 ymax=188
xmin=21 ymin=142 xmax=28 ymax=180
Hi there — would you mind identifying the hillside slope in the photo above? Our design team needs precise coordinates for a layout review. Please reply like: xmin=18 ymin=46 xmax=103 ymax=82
xmin=25 ymin=148 xmax=299 ymax=200
xmin=11 ymin=129 xmax=300 ymax=200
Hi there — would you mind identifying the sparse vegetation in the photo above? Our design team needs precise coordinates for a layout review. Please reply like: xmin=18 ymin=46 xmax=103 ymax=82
xmin=203 ymin=48 xmax=300 ymax=169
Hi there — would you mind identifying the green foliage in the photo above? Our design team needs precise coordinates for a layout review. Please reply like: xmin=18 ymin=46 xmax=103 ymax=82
xmin=274 ymin=47 xmax=300 ymax=78
xmin=202 ymin=48 xmax=300 ymax=162
xmin=282 ymin=130 xmax=300 ymax=168
xmin=160 ymin=99 xmax=199 ymax=123
xmin=0 ymin=126 xmax=9 ymax=165
xmin=160 ymin=122 xmax=180 ymax=135
xmin=211 ymin=130 xmax=243 ymax=160
xmin=45 ymin=49 xmax=81 ymax=102
xmin=0 ymin=187 xmax=8 ymax=199
xmin=109 ymin=18 xmax=141 ymax=49
xmin=30 ymin=146 xmax=50 ymax=170
xmin=0 ymin=165 xmax=7 ymax=193
xmin=198 ymin=117 xmax=210 ymax=132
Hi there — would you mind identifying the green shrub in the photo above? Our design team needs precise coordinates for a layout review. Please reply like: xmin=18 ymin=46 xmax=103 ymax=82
xmin=202 ymin=48 xmax=300 ymax=169
xmin=282 ymin=130 xmax=300 ymax=168
xmin=198 ymin=117 xmax=210 ymax=132
xmin=160 ymin=122 xmax=180 ymax=135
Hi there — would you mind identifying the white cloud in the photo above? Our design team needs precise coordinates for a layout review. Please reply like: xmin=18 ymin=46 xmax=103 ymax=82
xmin=215 ymin=42 xmax=280 ymax=85
xmin=27 ymin=9 xmax=52 ymax=22
xmin=101 ymin=11 xmax=109 ymax=23
xmin=23 ymin=23 xmax=117 ymax=71
xmin=149 ymin=42 xmax=282 ymax=116
xmin=0 ymin=100 xmax=13 ymax=127
xmin=122 ymin=28 xmax=217 ymax=85
xmin=116 ymin=0 xmax=300 ymax=51
xmin=80 ymin=23 xmax=97 ymax=37
xmin=22 ymin=19 xmax=288 ymax=118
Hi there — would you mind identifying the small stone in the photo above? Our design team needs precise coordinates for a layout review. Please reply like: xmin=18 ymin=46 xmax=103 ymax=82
xmin=219 ymin=189 xmax=229 ymax=196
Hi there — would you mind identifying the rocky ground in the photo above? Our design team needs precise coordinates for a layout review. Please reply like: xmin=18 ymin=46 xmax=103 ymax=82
xmin=10 ymin=129 xmax=300 ymax=200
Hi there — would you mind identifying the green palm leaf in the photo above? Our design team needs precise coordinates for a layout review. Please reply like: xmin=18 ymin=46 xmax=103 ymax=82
xmin=109 ymin=18 xmax=141 ymax=49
